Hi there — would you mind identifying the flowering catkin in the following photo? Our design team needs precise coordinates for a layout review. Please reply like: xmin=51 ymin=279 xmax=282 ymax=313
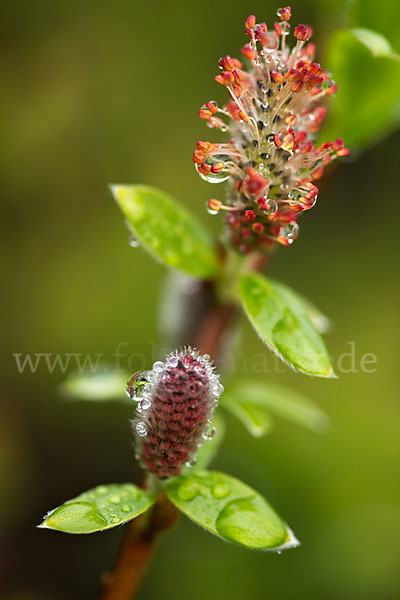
xmin=128 ymin=349 xmax=223 ymax=479
xmin=193 ymin=7 xmax=349 ymax=253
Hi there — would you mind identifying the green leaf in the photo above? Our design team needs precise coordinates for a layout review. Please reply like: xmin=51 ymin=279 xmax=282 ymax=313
xmin=269 ymin=279 xmax=331 ymax=334
xmin=192 ymin=413 xmax=226 ymax=469
xmin=60 ymin=369 xmax=130 ymax=402
xmin=221 ymin=395 xmax=274 ymax=437
xmin=222 ymin=380 xmax=329 ymax=433
xmin=111 ymin=184 xmax=219 ymax=279
xmin=324 ymin=28 xmax=400 ymax=149
xmin=239 ymin=273 xmax=334 ymax=378
xmin=39 ymin=483 xmax=154 ymax=534
xmin=166 ymin=470 xmax=298 ymax=551
xmin=348 ymin=0 xmax=400 ymax=53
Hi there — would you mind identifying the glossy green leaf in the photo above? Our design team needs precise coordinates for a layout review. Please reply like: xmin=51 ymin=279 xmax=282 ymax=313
xmin=192 ymin=413 xmax=226 ymax=469
xmin=39 ymin=483 xmax=154 ymax=534
xmin=239 ymin=273 xmax=334 ymax=378
xmin=60 ymin=369 xmax=130 ymax=402
xmin=111 ymin=184 xmax=219 ymax=279
xmin=221 ymin=395 xmax=274 ymax=437
xmin=324 ymin=28 xmax=400 ymax=149
xmin=270 ymin=279 xmax=331 ymax=334
xmin=166 ymin=470 xmax=298 ymax=551
xmin=348 ymin=0 xmax=400 ymax=53
xmin=222 ymin=380 xmax=329 ymax=433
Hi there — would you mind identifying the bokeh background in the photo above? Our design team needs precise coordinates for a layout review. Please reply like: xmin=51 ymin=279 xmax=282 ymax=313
xmin=1 ymin=0 xmax=400 ymax=598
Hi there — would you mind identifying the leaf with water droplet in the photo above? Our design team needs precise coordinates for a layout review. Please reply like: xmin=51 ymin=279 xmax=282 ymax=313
xmin=166 ymin=469 xmax=298 ymax=551
xmin=239 ymin=273 xmax=334 ymax=378
xmin=323 ymin=28 xmax=400 ymax=149
xmin=38 ymin=483 xmax=154 ymax=534
xmin=111 ymin=184 xmax=219 ymax=279
xmin=221 ymin=379 xmax=329 ymax=434
xmin=59 ymin=368 xmax=131 ymax=403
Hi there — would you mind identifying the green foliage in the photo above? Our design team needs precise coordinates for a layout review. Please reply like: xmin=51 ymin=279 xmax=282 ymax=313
xmin=348 ymin=0 xmax=400 ymax=52
xmin=39 ymin=483 xmax=154 ymax=534
xmin=165 ymin=469 xmax=298 ymax=551
xmin=111 ymin=184 xmax=219 ymax=279
xmin=324 ymin=28 xmax=400 ymax=149
xmin=221 ymin=379 xmax=329 ymax=435
xmin=59 ymin=369 xmax=130 ymax=402
xmin=239 ymin=273 xmax=334 ymax=378
xmin=221 ymin=394 xmax=274 ymax=437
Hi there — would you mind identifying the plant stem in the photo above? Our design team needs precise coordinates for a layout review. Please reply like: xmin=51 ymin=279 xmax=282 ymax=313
xmin=97 ymin=492 xmax=178 ymax=600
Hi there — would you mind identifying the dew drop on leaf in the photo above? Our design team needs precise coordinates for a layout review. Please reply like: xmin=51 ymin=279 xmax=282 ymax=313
xmin=177 ymin=482 xmax=199 ymax=501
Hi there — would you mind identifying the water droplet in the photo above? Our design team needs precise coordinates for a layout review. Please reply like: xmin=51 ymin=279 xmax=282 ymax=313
xmin=202 ymin=426 xmax=216 ymax=440
xmin=111 ymin=516 xmax=120 ymax=523
xmin=279 ymin=222 xmax=299 ymax=244
xmin=95 ymin=486 xmax=108 ymax=495
xmin=139 ymin=398 xmax=151 ymax=410
xmin=206 ymin=201 xmax=219 ymax=215
xmin=185 ymin=458 xmax=196 ymax=468
xmin=267 ymin=135 xmax=275 ymax=144
xmin=195 ymin=163 xmax=230 ymax=184
xmin=212 ymin=483 xmax=230 ymax=499
xmin=152 ymin=361 xmax=164 ymax=372
xmin=122 ymin=504 xmax=132 ymax=513
xmin=177 ymin=482 xmax=199 ymax=501
xmin=254 ymin=55 xmax=262 ymax=67
xmin=136 ymin=421 xmax=147 ymax=437
xmin=263 ymin=199 xmax=278 ymax=216
xmin=261 ymin=84 xmax=268 ymax=94
xmin=128 ymin=234 xmax=140 ymax=248
xmin=205 ymin=518 xmax=212 ymax=525
xmin=220 ymin=124 xmax=228 ymax=133
xmin=108 ymin=495 xmax=121 ymax=504
xmin=168 ymin=355 xmax=178 ymax=367
xmin=203 ymin=354 xmax=211 ymax=362
xmin=212 ymin=381 xmax=224 ymax=396
xmin=249 ymin=41 xmax=256 ymax=50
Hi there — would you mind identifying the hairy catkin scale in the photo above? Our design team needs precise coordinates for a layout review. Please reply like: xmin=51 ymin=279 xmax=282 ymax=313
xmin=128 ymin=349 xmax=223 ymax=479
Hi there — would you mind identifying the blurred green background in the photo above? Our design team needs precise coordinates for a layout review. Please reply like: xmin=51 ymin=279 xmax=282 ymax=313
xmin=1 ymin=0 xmax=400 ymax=598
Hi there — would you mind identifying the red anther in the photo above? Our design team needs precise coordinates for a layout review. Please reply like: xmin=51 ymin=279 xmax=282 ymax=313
xmin=309 ymin=62 xmax=322 ymax=76
xmin=314 ymin=106 xmax=327 ymax=121
xmin=320 ymin=141 xmax=333 ymax=150
xmin=279 ymin=6 xmax=291 ymax=21
xmin=274 ymin=22 xmax=282 ymax=36
xmin=271 ymin=71 xmax=284 ymax=83
xmin=242 ymin=228 xmax=251 ymax=239
xmin=322 ymin=154 xmax=332 ymax=166
xmin=232 ymin=58 xmax=243 ymax=69
xmin=199 ymin=105 xmax=212 ymax=119
xmin=233 ymin=69 xmax=244 ymax=83
xmin=291 ymin=80 xmax=304 ymax=93
xmin=311 ymin=167 xmax=324 ymax=180
xmin=294 ymin=24 xmax=313 ymax=41
xmin=214 ymin=75 xmax=225 ymax=85
xmin=333 ymin=138 xmax=344 ymax=151
xmin=244 ymin=167 xmax=268 ymax=197
xmin=325 ymin=83 xmax=338 ymax=95
xmin=211 ymin=162 xmax=224 ymax=174
xmin=252 ymin=222 xmax=264 ymax=234
xmin=245 ymin=15 xmax=256 ymax=30
xmin=197 ymin=141 xmax=212 ymax=151
xmin=219 ymin=55 xmax=236 ymax=71
xmin=206 ymin=101 xmax=218 ymax=114
xmin=245 ymin=209 xmax=256 ymax=221
xmin=192 ymin=150 xmax=205 ymax=164
xmin=286 ymin=68 xmax=303 ymax=82
xmin=241 ymin=43 xmax=255 ymax=59
xmin=337 ymin=148 xmax=350 ymax=157
xmin=207 ymin=198 xmax=222 ymax=212
xmin=299 ymin=141 xmax=313 ymax=153
xmin=285 ymin=113 xmax=297 ymax=126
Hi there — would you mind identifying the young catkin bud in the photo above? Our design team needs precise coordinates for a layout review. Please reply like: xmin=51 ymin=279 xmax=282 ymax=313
xmin=127 ymin=348 xmax=224 ymax=479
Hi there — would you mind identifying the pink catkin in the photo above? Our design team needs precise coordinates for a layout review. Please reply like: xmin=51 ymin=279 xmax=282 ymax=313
xmin=131 ymin=349 xmax=223 ymax=479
